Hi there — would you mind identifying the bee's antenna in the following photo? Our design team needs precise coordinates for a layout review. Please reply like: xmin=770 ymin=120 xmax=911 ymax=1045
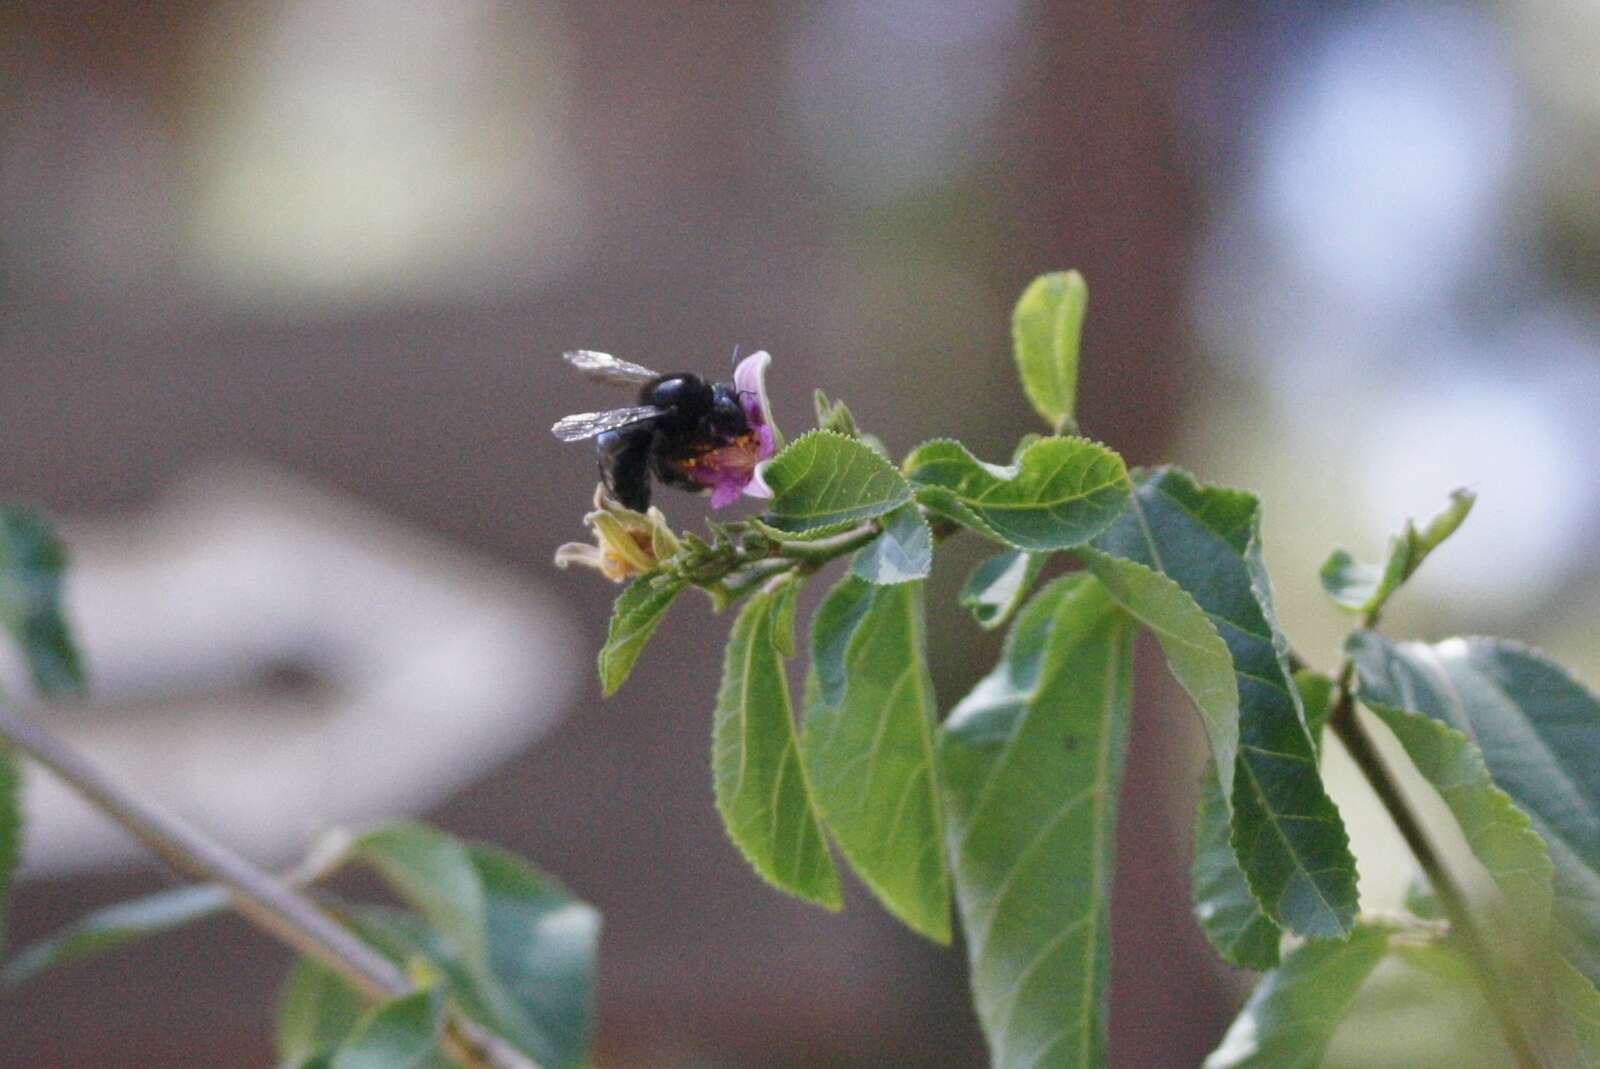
xmin=730 ymin=343 xmax=741 ymax=372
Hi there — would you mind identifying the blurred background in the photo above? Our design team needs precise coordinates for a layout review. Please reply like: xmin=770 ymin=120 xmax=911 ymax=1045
xmin=2 ymin=0 xmax=1599 ymax=1066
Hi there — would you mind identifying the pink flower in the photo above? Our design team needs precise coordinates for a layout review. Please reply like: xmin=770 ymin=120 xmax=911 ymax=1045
xmin=686 ymin=351 xmax=781 ymax=508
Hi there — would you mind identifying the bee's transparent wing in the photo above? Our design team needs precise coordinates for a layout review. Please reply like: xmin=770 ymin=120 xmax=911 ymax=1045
xmin=551 ymin=405 xmax=666 ymax=441
xmin=562 ymin=350 xmax=662 ymax=387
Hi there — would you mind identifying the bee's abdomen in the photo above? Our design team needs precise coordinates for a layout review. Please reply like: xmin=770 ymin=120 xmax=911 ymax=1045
xmin=596 ymin=428 xmax=655 ymax=512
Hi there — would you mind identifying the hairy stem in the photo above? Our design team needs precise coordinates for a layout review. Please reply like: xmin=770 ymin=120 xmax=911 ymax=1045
xmin=1326 ymin=660 xmax=1546 ymax=1069
xmin=0 ymin=706 xmax=539 ymax=1069
xmin=771 ymin=519 xmax=884 ymax=563
xmin=711 ymin=516 xmax=890 ymax=599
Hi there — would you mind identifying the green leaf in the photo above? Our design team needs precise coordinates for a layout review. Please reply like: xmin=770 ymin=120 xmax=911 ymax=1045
xmin=959 ymin=549 xmax=1046 ymax=631
xmin=1011 ymin=270 xmax=1088 ymax=434
xmin=1192 ymin=766 xmax=1280 ymax=970
xmin=1403 ymin=873 xmax=1443 ymax=921
xmin=1084 ymin=559 xmax=1332 ymax=966
xmin=1557 ymin=958 xmax=1600 ymax=1065
xmin=283 ymin=1056 xmax=334 ymax=1069
xmin=0 ymin=507 xmax=85 ymax=697
xmin=813 ymin=389 xmax=860 ymax=438
xmin=328 ymin=987 xmax=444 ymax=1069
xmin=1080 ymin=546 xmax=1280 ymax=963
xmin=803 ymin=577 xmax=949 ymax=941
xmin=1319 ymin=488 xmax=1475 ymax=616
xmin=276 ymin=958 xmax=369 ymax=1065
xmin=1318 ymin=547 xmax=1409 ymax=616
xmin=713 ymin=585 xmax=842 ymax=909
xmin=469 ymin=846 xmax=599 ymax=1066
xmin=903 ymin=437 xmax=1129 ymax=552
xmin=1348 ymin=633 xmax=1600 ymax=983
xmin=1205 ymin=925 xmax=1390 ymax=1068
xmin=1186 ymin=676 xmax=1331 ymax=975
xmin=1077 ymin=548 xmax=1239 ymax=799
xmin=1353 ymin=665 xmax=1555 ymax=927
xmin=1316 ymin=933 xmax=1600 ymax=1069
xmin=2 ymin=883 xmax=229 ymax=987
xmin=940 ymin=574 xmax=1134 ymax=1069
xmin=1092 ymin=467 xmax=1358 ymax=940
xmin=0 ymin=748 xmax=20 ymax=955
xmin=1297 ymin=671 xmax=1335 ymax=748
xmin=598 ymin=577 xmax=686 ymax=696
xmin=351 ymin=860 xmax=601 ymax=1069
xmin=343 ymin=826 xmax=600 ymax=1069
xmin=849 ymin=504 xmax=932 ymax=585
xmin=1412 ymin=487 xmax=1476 ymax=560
xmin=760 ymin=430 xmax=913 ymax=535
xmin=348 ymin=824 xmax=489 ymax=975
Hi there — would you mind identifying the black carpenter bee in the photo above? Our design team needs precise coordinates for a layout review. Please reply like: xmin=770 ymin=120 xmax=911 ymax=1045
xmin=551 ymin=350 xmax=767 ymax=512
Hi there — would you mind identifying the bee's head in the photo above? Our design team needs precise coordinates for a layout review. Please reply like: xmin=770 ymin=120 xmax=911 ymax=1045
xmin=707 ymin=386 xmax=749 ymax=437
xmin=643 ymin=374 xmax=713 ymax=412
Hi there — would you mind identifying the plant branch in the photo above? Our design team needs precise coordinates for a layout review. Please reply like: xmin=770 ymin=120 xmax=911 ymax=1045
xmin=1324 ymin=656 xmax=1547 ymax=1069
xmin=0 ymin=706 xmax=539 ymax=1069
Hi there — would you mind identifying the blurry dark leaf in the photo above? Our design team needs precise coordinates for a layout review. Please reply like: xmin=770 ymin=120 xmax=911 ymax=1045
xmin=760 ymin=431 xmax=912 ymax=535
xmin=349 ymin=825 xmax=488 ymax=975
xmin=1011 ymin=270 xmax=1088 ymax=433
xmin=903 ymin=437 xmax=1129 ymax=552
xmin=327 ymin=987 xmax=444 ymax=1069
xmin=344 ymin=824 xmax=600 ymax=1068
xmin=1556 ymin=959 xmax=1600 ymax=1064
xmin=803 ymin=576 xmax=948 ymax=942
xmin=1350 ymin=644 xmax=1600 ymax=1061
xmin=1092 ymin=467 xmax=1358 ymax=940
xmin=0 ymin=507 xmax=84 ymax=697
xmin=940 ymin=574 xmax=1134 ymax=1069
xmin=1403 ymin=873 xmax=1443 ymax=921
xmin=958 ymin=549 xmax=1046 ymax=631
xmin=1205 ymin=925 xmax=1390 ymax=1068
xmin=276 ymin=958 xmax=369 ymax=1066
xmin=849 ymin=504 xmax=932 ymax=585
xmin=0 ymin=748 xmax=18 ymax=955
xmin=1312 ymin=934 xmax=1600 ymax=1068
xmin=1349 ymin=633 xmax=1600 ymax=984
xmin=2 ymin=883 xmax=229 ymax=986
xmin=598 ymin=577 xmax=686 ymax=696
xmin=454 ymin=845 xmax=599 ymax=1067
xmin=713 ymin=583 xmax=841 ymax=910
xmin=1353 ymin=659 xmax=1554 ymax=928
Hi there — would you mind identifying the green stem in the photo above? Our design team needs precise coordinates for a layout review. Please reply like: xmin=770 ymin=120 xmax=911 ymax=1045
xmin=709 ymin=516 xmax=892 ymax=600
xmin=0 ymin=706 xmax=539 ymax=1069
xmin=771 ymin=519 xmax=884 ymax=563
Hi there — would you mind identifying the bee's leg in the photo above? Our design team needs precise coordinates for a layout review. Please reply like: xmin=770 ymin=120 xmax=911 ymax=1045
xmin=596 ymin=428 xmax=653 ymax=512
